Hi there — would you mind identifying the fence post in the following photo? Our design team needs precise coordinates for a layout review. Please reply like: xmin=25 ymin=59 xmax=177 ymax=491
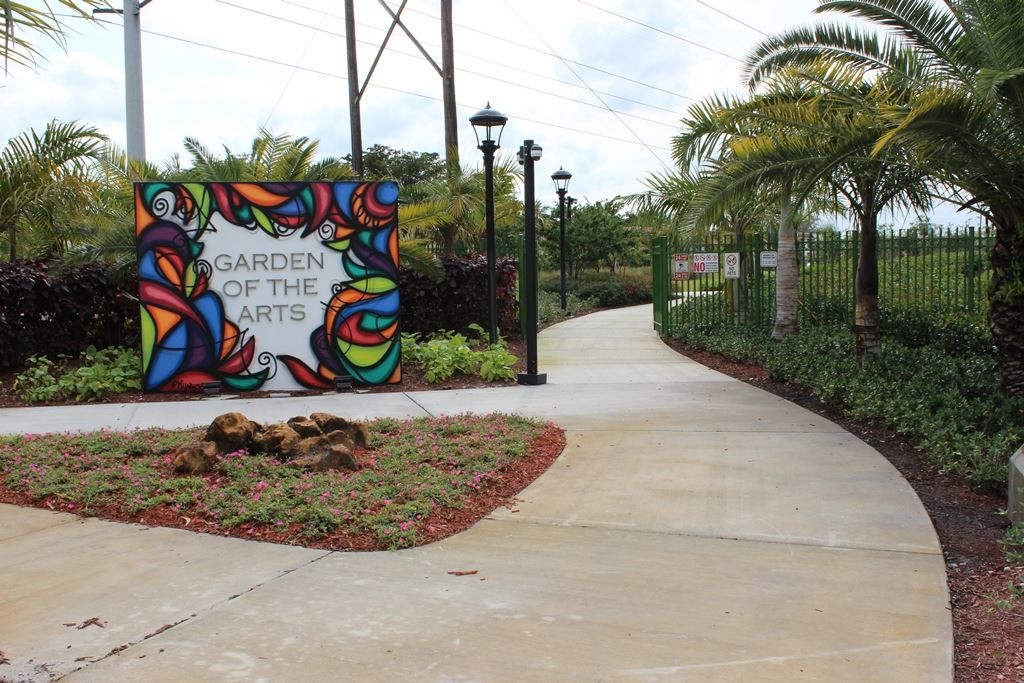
xmin=652 ymin=236 xmax=668 ymax=335
xmin=966 ymin=224 xmax=976 ymax=313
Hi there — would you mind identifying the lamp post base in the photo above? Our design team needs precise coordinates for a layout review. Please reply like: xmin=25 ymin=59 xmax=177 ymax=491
xmin=517 ymin=372 xmax=547 ymax=386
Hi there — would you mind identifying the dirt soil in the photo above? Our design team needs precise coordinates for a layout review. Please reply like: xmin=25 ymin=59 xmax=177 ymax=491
xmin=666 ymin=339 xmax=1024 ymax=683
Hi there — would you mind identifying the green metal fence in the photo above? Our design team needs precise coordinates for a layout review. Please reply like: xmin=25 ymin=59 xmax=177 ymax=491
xmin=652 ymin=226 xmax=995 ymax=335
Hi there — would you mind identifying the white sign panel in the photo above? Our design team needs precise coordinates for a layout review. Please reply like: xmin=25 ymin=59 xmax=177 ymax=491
xmin=723 ymin=252 xmax=740 ymax=279
xmin=672 ymin=253 xmax=690 ymax=280
xmin=692 ymin=253 xmax=719 ymax=274
xmin=759 ymin=250 xmax=778 ymax=268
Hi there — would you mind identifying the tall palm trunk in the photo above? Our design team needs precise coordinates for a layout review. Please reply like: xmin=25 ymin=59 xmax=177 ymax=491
xmin=989 ymin=209 xmax=1024 ymax=396
xmin=854 ymin=209 xmax=881 ymax=358
xmin=772 ymin=181 xmax=798 ymax=340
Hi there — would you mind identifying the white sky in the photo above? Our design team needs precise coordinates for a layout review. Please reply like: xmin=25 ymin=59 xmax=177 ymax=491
xmin=2 ymin=0 xmax=969 ymax=226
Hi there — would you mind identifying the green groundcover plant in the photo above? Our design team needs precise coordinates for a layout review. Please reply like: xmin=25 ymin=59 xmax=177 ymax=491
xmin=0 ymin=414 xmax=550 ymax=550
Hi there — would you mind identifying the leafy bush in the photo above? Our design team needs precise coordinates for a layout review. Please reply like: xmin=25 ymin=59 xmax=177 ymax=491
xmin=0 ymin=261 xmax=138 ymax=370
xmin=539 ymin=270 xmax=652 ymax=307
xmin=400 ymin=255 xmax=518 ymax=337
xmin=671 ymin=321 xmax=1023 ymax=491
xmin=402 ymin=324 xmax=517 ymax=383
xmin=13 ymin=346 xmax=142 ymax=403
xmin=537 ymin=290 xmax=597 ymax=328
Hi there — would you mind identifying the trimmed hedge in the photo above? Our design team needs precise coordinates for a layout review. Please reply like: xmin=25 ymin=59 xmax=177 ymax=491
xmin=400 ymin=255 xmax=519 ymax=337
xmin=0 ymin=261 xmax=138 ymax=370
xmin=539 ymin=270 xmax=652 ymax=307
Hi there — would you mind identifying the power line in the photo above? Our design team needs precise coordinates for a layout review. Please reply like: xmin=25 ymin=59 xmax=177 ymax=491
xmin=283 ymin=0 xmax=698 ymax=104
xmin=215 ymin=0 xmax=678 ymax=128
xmin=99 ymin=20 xmax=672 ymax=152
xmin=694 ymin=0 xmax=768 ymax=37
xmin=500 ymin=0 xmax=672 ymax=171
xmin=576 ymin=0 xmax=744 ymax=63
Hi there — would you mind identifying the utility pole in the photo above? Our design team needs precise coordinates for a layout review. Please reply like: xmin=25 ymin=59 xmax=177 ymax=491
xmin=440 ymin=0 xmax=458 ymax=167
xmin=96 ymin=0 xmax=151 ymax=165
xmin=344 ymin=0 xmax=364 ymax=176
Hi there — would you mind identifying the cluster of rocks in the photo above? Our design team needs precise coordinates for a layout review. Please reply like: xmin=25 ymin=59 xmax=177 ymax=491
xmin=170 ymin=411 xmax=370 ymax=474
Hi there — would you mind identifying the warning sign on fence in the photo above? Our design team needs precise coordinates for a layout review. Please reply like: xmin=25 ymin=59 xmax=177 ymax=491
xmin=692 ymin=253 xmax=719 ymax=273
xmin=724 ymin=252 xmax=740 ymax=279
xmin=673 ymin=253 xmax=690 ymax=280
xmin=759 ymin=250 xmax=778 ymax=268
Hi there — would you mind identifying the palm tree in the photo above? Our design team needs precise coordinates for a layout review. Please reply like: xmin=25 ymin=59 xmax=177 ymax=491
xmin=405 ymin=155 xmax=522 ymax=256
xmin=747 ymin=0 xmax=1024 ymax=391
xmin=180 ymin=128 xmax=351 ymax=182
xmin=0 ymin=119 xmax=106 ymax=260
xmin=677 ymin=66 xmax=932 ymax=355
xmin=2 ymin=1 xmax=108 ymax=75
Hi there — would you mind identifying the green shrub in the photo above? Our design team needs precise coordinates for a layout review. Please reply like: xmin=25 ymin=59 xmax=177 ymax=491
xmin=401 ymin=324 xmax=517 ymax=384
xmin=537 ymin=290 xmax=597 ymax=328
xmin=539 ymin=270 xmax=652 ymax=308
xmin=12 ymin=346 xmax=142 ymax=403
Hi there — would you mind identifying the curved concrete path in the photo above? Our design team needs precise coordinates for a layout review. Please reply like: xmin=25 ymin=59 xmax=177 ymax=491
xmin=0 ymin=306 xmax=951 ymax=681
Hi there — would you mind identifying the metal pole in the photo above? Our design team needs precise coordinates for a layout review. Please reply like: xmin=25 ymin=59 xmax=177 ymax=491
xmin=344 ymin=0 xmax=364 ymax=176
xmin=518 ymin=140 xmax=546 ymax=386
xmin=481 ymin=141 xmax=499 ymax=345
xmin=557 ymin=188 xmax=567 ymax=310
xmin=123 ymin=0 xmax=146 ymax=164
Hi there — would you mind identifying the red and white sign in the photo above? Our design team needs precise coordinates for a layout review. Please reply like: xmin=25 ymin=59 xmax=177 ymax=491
xmin=692 ymin=253 xmax=719 ymax=274
xmin=672 ymin=253 xmax=690 ymax=280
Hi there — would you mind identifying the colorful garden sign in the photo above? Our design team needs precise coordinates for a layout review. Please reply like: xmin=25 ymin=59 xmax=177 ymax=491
xmin=135 ymin=181 xmax=401 ymax=393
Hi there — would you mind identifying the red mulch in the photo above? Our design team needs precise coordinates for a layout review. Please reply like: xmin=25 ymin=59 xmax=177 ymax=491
xmin=666 ymin=340 xmax=1024 ymax=683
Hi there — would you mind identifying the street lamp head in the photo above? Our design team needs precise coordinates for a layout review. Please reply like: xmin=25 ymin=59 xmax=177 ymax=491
xmin=551 ymin=167 xmax=572 ymax=194
xmin=469 ymin=102 xmax=508 ymax=150
xmin=529 ymin=143 xmax=543 ymax=161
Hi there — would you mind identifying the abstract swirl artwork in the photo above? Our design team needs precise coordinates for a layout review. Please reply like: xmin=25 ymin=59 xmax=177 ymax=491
xmin=134 ymin=181 xmax=401 ymax=392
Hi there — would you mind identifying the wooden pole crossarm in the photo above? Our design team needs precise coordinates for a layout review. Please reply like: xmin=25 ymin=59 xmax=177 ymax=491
xmin=376 ymin=0 xmax=442 ymax=77
xmin=358 ymin=0 xmax=409 ymax=102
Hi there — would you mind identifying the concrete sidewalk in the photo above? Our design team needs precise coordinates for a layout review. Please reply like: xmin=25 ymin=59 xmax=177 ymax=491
xmin=0 ymin=306 xmax=952 ymax=681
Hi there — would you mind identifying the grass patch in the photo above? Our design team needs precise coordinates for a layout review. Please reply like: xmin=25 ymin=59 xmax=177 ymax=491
xmin=0 ymin=414 xmax=554 ymax=550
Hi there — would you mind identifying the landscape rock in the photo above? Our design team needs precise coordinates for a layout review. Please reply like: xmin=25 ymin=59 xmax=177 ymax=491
xmin=311 ymin=412 xmax=369 ymax=447
xmin=179 ymin=412 xmax=370 ymax=473
xmin=253 ymin=424 xmax=301 ymax=456
xmin=286 ymin=416 xmax=322 ymax=439
xmin=171 ymin=441 xmax=220 ymax=474
xmin=290 ymin=444 xmax=361 ymax=472
xmin=205 ymin=412 xmax=260 ymax=453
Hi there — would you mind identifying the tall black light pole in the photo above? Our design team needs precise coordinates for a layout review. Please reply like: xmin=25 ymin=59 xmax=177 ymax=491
xmin=469 ymin=103 xmax=508 ymax=345
xmin=518 ymin=140 xmax=546 ymax=386
xmin=551 ymin=167 xmax=572 ymax=310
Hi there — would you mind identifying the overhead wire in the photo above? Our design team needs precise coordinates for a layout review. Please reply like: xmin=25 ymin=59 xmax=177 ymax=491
xmin=694 ymin=0 xmax=768 ymax=37
xmin=576 ymin=0 xmax=744 ymax=63
xmin=93 ymin=18 xmax=672 ymax=152
xmin=500 ymin=0 xmax=673 ymax=171
xmin=283 ymin=0 xmax=698 ymax=103
xmin=215 ymin=0 xmax=678 ymax=128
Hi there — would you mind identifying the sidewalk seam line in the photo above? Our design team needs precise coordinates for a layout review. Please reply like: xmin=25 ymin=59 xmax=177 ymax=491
xmin=61 ymin=550 xmax=333 ymax=678
xmin=482 ymin=517 xmax=942 ymax=557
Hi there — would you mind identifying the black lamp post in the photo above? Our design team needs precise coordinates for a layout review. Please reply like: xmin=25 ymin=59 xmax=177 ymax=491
xmin=517 ymin=139 xmax=546 ymax=386
xmin=469 ymin=103 xmax=508 ymax=345
xmin=551 ymin=167 xmax=572 ymax=310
